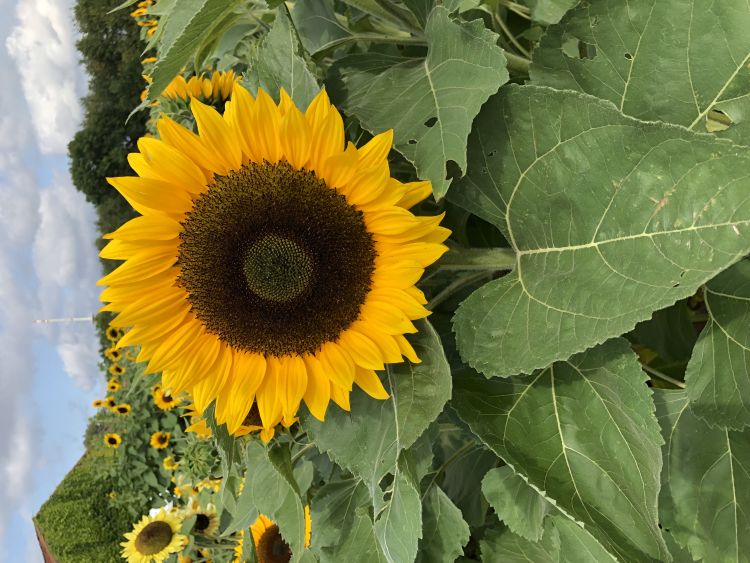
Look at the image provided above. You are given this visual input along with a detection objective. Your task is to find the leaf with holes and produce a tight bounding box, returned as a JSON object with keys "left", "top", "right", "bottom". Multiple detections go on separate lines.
{"left": 655, "top": 389, "right": 750, "bottom": 562}
{"left": 451, "top": 85, "right": 750, "bottom": 377}
{"left": 685, "top": 260, "right": 750, "bottom": 429}
{"left": 332, "top": 6, "right": 508, "bottom": 199}
{"left": 453, "top": 338, "right": 669, "bottom": 562}
{"left": 530, "top": 0, "right": 750, "bottom": 143}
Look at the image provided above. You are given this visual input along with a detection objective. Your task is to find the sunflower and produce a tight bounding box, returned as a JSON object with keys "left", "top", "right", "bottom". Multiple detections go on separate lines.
{"left": 105, "top": 347, "right": 123, "bottom": 362}
{"left": 147, "top": 26, "right": 157, "bottom": 38}
{"left": 184, "top": 500, "right": 219, "bottom": 536}
{"left": 108, "top": 379, "right": 122, "bottom": 392}
{"left": 99, "top": 86, "right": 449, "bottom": 438}
{"left": 162, "top": 455, "right": 178, "bottom": 471}
{"left": 109, "top": 364, "right": 125, "bottom": 377}
{"left": 92, "top": 399, "right": 106, "bottom": 408}
{"left": 106, "top": 396, "right": 117, "bottom": 408}
{"left": 126, "top": 349, "right": 139, "bottom": 361}
{"left": 104, "top": 433, "right": 122, "bottom": 448}
{"left": 162, "top": 71, "right": 238, "bottom": 104}
{"left": 106, "top": 326, "right": 122, "bottom": 341}
{"left": 130, "top": 7, "right": 147, "bottom": 17}
{"left": 150, "top": 431, "right": 170, "bottom": 449}
{"left": 153, "top": 387, "right": 179, "bottom": 410}
{"left": 114, "top": 403, "right": 132, "bottom": 415}
{"left": 142, "top": 57, "right": 157, "bottom": 65}
{"left": 250, "top": 507, "right": 311, "bottom": 562}
{"left": 121, "top": 509, "right": 187, "bottom": 563}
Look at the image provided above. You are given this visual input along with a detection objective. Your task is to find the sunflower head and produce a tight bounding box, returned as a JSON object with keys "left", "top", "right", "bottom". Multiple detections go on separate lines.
{"left": 99, "top": 86, "right": 449, "bottom": 439}
{"left": 121, "top": 509, "right": 187, "bottom": 563}
{"left": 109, "top": 364, "right": 125, "bottom": 377}
{"left": 114, "top": 403, "right": 132, "bottom": 415}
{"left": 104, "top": 433, "right": 122, "bottom": 448}
{"left": 153, "top": 387, "right": 179, "bottom": 410}
{"left": 107, "top": 378, "right": 122, "bottom": 392}
{"left": 105, "top": 347, "right": 123, "bottom": 362}
{"left": 250, "top": 507, "right": 311, "bottom": 562}
{"left": 162, "top": 455, "right": 178, "bottom": 471}
{"left": 105, "top": 326, "right": 122, "bottom": 342}
{"left": 92, "top": 399, "right": 106, "bottom": 408}
{"left": 184, "top": 500, "right": 219, "bottom": 536}
{"left": 150, "top": 431, "right": 170, "bottom": 449}
{"left": 162, "top": 70, "right": 238, "bottom": 106}
{"left": 106, "top": 396, "right": 117, "bottom": 408}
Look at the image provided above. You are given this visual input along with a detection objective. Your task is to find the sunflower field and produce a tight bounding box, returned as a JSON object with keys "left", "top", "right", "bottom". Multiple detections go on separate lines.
{"left": 35, "top": 0, "right": 750, "bottom": 561}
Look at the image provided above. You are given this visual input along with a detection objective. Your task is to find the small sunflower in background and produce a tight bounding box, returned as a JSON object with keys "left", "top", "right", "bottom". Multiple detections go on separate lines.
{"left": 251, "top": 506, "right": 311, "bottom": 561}
{"left": 106, "top": 396, "right": 117, "bottom": 408}
{"left": 184, "top": 500, "right": 219, "bottom": 536}
{"left": 150, "top": 431, "right": 170, "bottom": 449}
{"left": 105, "top": 347, "right": 123, "bottom": 362}
{"left": 92, "top": 399, "right": 106, "bottom": 408}
{"left": 104, "top": 433, "right": 122, "bottom": 449}
{"left": 105, "top": 326, "right": 122, "bottom": 342}
{"left": 162, "top": 456, "right": 178, "bottom": 471}
{"left": 121, "top": 509, "right": 187, "bottom": 563}
{"left": 99, "top": 86, "right": 449, "bottom": 438}
{"left": 107, "top": 379, "right": 122, "bottom": 392}
{"left": 153, "top": 387, "right": 178, "bottom": 410}
{"left": 109, "top": 364, "right": 125, "bottom": 377}
{"left": 114, "top": 403, "right": 132, "bottom": 416}
{"left": 125, "top": 349, "right": 139, "bottom": 362}
{"left": 162, "top": 71, "right": 238, "bottom": 105}
{"left": 146, "top": 26, "right": 157, "bottom": 38}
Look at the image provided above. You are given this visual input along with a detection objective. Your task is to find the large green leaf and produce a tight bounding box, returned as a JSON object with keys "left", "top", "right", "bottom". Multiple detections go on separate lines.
{"left": 243, "top": 5, "right": 320, "bottom": 109}
{"left": 685, "top": 260, "right": 750, "bottom": 429}
{"left": 374, "top": 470, "right": 423, "bottom": 563}
{"left": 655, "top": 389, "right": 750, "bottom": 562}
{"left": 147, "top": 0, "right": 241, "bottom": 101}
{"left": 482, "top": 466, "right": 551, "bottom": 541}
{"left": 530, "top": 0, "right": 750, "bottom": 143}
{"left": 416, "top": 486, "right": 470, "bottom": 563}
{"left": 451, "top": 85, "right": 750, "bottom": 377}
{"left": 453, "top": 338, "right": 669, "bottom": 562}
{"left": 333, "top": 6, "right": 508, "bottom": 199}
{"left": 481, "top": 515, "right": 618, "bottom": 563}
{"left": 290, "top": 0, "right": 351, "bottom": 55}
{"left": 522, "top": 0, "right": 579, "bottom": 25}
{"left": 310, "top": 479, "right": 371, "bottom": 553}
{"left": 302, "top": 320, "right": 450, "bottom": 487}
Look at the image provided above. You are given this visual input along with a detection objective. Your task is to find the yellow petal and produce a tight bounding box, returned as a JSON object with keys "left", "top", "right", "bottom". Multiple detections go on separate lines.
{"left": 249, "top": 89, "right": 282, "bottom": 164}
{"left": 302, "top": 355, "right": 331, "bottom": 421}
{"left": 358, "top": 130, "right": 393, "bottom": 168}
{"left": 156, "top": 116, "right": 217, "bottom": 179}
{"left": 354, "top": 366, "right": 389, "bottom": 400}
{"left": 136, "top": 136, "right": 209, "bottom": 194}
{"left": 350, "top": 322, "right": 403, "bottom": 364}
{"left": 107, "top": 176, "right": 192, "bottom": 216}
{"left": 256, "top": 356, "right": 283, "bottom": 431}
{"left": 397, "top": 180, "right": 432, "bottom": 209}
{"left": 337, "top": 329, "right": 385, "bottom": 370}
{"left": 368, "top": 288, "right": 430, "bottom": 320}
{"left": 394, "top": 334, "right": 421, "bottom": 363}
{"left": 360, "top": 300, "right": 418, "bottom": 335}
{"left": 279, "top": 101, "right": 311, "bottom": 169}
{"left": 319, "top": 342, "right": 355, "bottom": 390}
{"left": 278, "top": 355, "right": 307, "bottom": 426}
{"left": 191, "top": 98, "right": 243, "bottom": 173}
{"left": 330, "top": 382, "right": 351, "bottom": 411}
{"left": 104, "top": 215, "right": 182, "bottom": 241}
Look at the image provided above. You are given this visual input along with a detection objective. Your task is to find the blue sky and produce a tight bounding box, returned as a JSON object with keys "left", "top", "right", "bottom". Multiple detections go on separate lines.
{"left": 0, "top": 0, "right": 104, "bottom": 560}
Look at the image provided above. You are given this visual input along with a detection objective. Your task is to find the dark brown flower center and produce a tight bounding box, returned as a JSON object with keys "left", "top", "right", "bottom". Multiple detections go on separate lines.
{"left": 134, "top": 521, "right": 173, "bottom": 555}
{"left": 195, "top": 514, "right": 210, "bottom": 532}
{"left": 257, "top": 524, "right": 291, "bottom": 563}
{"left": 177, "top": 161, "right": 376, "bottom": 357}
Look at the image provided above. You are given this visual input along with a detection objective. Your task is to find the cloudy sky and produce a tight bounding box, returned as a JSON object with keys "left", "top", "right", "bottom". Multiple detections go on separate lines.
{"left": 0, "top": 0, "right": 104, "bottom": 560}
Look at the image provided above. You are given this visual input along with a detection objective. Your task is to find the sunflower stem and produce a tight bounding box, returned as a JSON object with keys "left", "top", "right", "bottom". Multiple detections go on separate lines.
{"left": 439, "top": 247, "right": 516, "bottom": 271}
{"left": 504, "top": 51, "right": 532, "bottom": 74}
{"left": 642, "top": 363, "right": 686, "bottom": 389}
{"left": 428, "top": 271, "right": 489, "bottom": 311}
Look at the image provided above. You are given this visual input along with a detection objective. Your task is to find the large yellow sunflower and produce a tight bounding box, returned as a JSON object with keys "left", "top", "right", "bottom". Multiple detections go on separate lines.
{"left": 99, "top": 86, "right": 449, "bottom": 437}
{"left": 121, "top": 509, "right": 187, "bottom": 563}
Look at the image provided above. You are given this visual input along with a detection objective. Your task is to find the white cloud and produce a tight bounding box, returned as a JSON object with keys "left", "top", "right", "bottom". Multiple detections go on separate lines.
{"left": 6, "top": 0, "right": 83, "bottom": 154}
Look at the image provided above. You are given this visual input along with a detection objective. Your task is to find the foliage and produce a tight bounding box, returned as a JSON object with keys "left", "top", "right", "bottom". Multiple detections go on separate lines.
{"left": 45, "top": 0, "right": 750, "bottom": 561}
{"left": 34, "top": 451, "right": 136, "bottom": 563}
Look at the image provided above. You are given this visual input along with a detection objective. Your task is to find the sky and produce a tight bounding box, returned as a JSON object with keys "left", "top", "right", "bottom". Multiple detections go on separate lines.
{"left": 0, "top": 0, "right": 105, "bottom": 560}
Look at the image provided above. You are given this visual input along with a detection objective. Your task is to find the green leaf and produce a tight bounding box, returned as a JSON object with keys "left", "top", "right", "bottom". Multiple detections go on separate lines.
{"left": 480, "top": 522, "right": 559, "bottom": 563}
{"left": 242, "top": 5, "right": 320, "bottom": 109}
{"left": 236, "top": 441, "right": 307, "bottom": 561}
{"left": 302, "top": 320, "right": 450, "bottom": 487}
{"left": 482, "top": 466, "right": 551, "bottom": 541}
{"left": 481, "top": 515, "right": 618, "bottom": 563}
{"left": 147, "top": 0, "right": 241, "bottom": 101}
{"left": 655, "top": 389, "right": 750, "bottom": 562}
{"left": 632, "top": 301, "right": 697, "bottom": 364}
{"left": 290, "top": 0, "right": 351, "bottom": 55}
{"left": 685, "top": 260, "right": 750, "bottom": 428}
{"left": 374, "top": 471, "right": 422, "bottom": 563}
{"left": 453, "top": 338, "right": 669, "bottom": 562}
{"left": 327, "top": 510, "right": 386, "bottom": 563}
{"left": 310, "top": 479, "right": 371, "bottom": 552}
{"left": 451, "top": 85, "right": 750, "bottom": 377}
{"left": 333, "top": 6, "right": 508, "bottom": 199}
{"left": 530, "top": 0, "right": 750, "bottom": 143}
{"left": 522, "top": 0, "right": 579, "bottom": 25}
{"left": 416, "top": 486, "right": 470, "bottom": 563}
